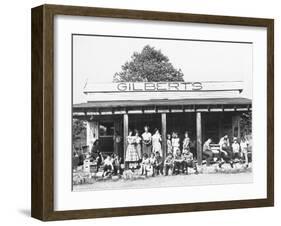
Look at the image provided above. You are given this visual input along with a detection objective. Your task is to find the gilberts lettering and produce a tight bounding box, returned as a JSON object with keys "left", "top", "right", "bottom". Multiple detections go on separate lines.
{"left": 116, "top": 82, "right": 203, "bottom": 92}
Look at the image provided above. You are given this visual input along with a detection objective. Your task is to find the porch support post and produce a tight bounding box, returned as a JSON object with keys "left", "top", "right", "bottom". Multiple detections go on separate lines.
{"left": 161, "top": 113, "right": 167, "bottom": 159}
{"left": 86, "top": 121, "right": 91, "bottom": 150}
{"left": 113, "top": 120, "right": 118, "bottom": 155}
{"left": 232, "top": 115, "right": 236, "bottom": 138}
{"left": 237, "top": 115, "right": 241, "bottom": 139}
{"left": 123, "top": 114, "right": 128, "bottom": 162}
{"left": 86, "top": 121, "right": 97, "bottom": 152}
{"left": 196, "top": 112, "right": 203, "bottom": 165}
{"left": 232, "top": 114, "right": 241, "bottom": 138}
{"left": 218, "top": 113, "right": 223, "bottom": 138}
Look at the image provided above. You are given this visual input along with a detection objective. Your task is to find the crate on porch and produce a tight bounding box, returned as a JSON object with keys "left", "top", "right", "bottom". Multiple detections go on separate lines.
{"left": 90, "top": 163, "right": 97, "bottom": 173}
{"left": 83, "top": 158, "right": 91, "bottom": 166}
{"left": 210, "top": 144, "right": 220, "bottom": 158}
{"left": 83, "top": 158, "right": 91, "bottom": 172}
{"left": 83, "top": 164, "right": 90, "bottom": 173}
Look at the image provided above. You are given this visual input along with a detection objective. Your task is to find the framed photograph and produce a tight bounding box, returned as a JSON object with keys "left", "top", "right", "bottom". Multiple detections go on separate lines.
{"left": 31, "top": 4, "right": 274, "bottom": 221}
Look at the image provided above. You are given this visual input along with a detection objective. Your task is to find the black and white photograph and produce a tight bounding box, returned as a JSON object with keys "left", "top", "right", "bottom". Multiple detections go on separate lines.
{"left": 72, "top": 34, "right": 253, "bottom": 191}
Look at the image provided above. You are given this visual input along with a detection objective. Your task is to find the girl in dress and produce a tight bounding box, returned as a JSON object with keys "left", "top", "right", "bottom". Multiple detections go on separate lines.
{"left": 182, "top": 131, "right": 191, "bottom": 153}
{"left": 134, "top": 130, "right": 142, "bottom": 160}
{"left": 171, "top": 132, "right": 180, "bottom": 156}
{"left": 142, "top": 126, "right": 152, "bottom": 157}
{"left": 125, "top": 130, "right": 140, "bottom": 170}
{"left": 152, "top": 128, "right": 162, "bottom": 156}
{"left": 167, "top": 134, "right": 173, "bottom": 154}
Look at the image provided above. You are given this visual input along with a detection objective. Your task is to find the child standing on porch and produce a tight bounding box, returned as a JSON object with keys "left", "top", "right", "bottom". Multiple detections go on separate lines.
{"left": 167, "top": 134, "right": 173, "bottom": 154}
{"left": 171, "top": 132, "right": 180, "bottom": 156}
{"left": 182, "top": 131, "right": 191, "bottom": 151}
{"left": 232, "top": 137, "right": 241, "bottom": 161}
{"left": 154, "top": 151, "right": 163, "bottom": 175}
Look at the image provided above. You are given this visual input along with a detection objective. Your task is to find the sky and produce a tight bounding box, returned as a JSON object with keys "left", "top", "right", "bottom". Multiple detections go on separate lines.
{"left": 72, "top": 35, "right": 253, "bottom": 104}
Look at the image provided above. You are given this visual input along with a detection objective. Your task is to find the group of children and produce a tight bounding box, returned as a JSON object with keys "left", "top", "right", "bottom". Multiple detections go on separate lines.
{"left": 139, "top": 148, "right": 198, "bottom": 176}
{"left": 203, "top": 135, "right": 250, "bottom": 168}
{"left": 95, "top": 152, "right": 123, "bottom": 178}
{"left": 124, "top": 127, "right": 198, "bottom": 176}
{"left": 86, "top": 126, "right": 250, "bottom": 179}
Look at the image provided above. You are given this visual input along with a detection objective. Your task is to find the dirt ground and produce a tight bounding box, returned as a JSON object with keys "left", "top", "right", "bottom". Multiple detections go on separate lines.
{"left": 73, "top": 168, "right": 253, "bottom": 191}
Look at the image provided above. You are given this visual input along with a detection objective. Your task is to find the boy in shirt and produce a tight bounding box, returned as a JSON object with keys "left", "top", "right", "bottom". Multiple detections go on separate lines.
{"left": 154, "top": 151, "right": 163, "bottom": 175}
{"left": 203, "top": 138, "right": 213, "bottom": 166}
{"left": 173, "top": 148, "right": 184, "bottom": 174}
{"left": 219, "top": 138, "right": 234, "bottom": 168}
{"left": 112, "top": 153, "right": 122, "bottom": 175}
{"left": 102, "top": 155, "right": 113, "bottom": 177}
{"left": 163, "top": 152, "right": 174, "bottom": 176}
{"left": 182, "top": 148, "right": 198, "bottom": 174}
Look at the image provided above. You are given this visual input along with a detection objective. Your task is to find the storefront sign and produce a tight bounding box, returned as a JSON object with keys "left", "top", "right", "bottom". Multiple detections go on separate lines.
{"left": 84, "top": 81, "right": 243, "bottom": 93}
{"left": 116, "top": 82, "right": 203, "bottom": 92}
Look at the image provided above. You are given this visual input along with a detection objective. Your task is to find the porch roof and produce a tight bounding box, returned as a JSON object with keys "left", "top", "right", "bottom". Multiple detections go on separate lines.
{"left": 73, "top": 97, "right": 251, "bottom": 111}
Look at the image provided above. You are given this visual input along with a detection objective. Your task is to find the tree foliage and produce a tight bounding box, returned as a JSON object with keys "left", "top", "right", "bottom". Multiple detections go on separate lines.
{"left": 72, "top": 119, "right": 86, "bottom": 148}
{"left": 113, "top": 45, "right": 184, "bottom": 82}
{"left": 240, "top": 112, "right": 252, "bottom": 136}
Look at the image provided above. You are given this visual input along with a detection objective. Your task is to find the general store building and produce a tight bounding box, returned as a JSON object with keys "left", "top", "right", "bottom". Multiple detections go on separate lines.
{"left": 73, "top": 81, "right": 252, "bottom": 165}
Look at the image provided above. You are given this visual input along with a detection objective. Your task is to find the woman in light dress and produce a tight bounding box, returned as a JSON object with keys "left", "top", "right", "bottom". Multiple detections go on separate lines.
{"left": 134, "top": 130, "right": 142, "bottom": 160}
{"left": 152, "top": 128, "right": 162, "bottom": 156}
{"left": 125, "top": 130, "right": 140, "bottom": 170}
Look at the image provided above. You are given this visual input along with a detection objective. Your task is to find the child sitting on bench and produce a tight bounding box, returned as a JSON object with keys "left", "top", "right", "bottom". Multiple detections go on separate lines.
{"left": 182, "top": 148, "right": 198, "bottom": 174}
{"left": 163, "top": 152, "right": 174, "bottom": 176}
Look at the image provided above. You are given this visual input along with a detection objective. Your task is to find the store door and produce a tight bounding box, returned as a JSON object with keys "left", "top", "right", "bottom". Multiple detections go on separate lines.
{"left": 99, "top": 121, "right": 114, "bottom": 155}
{"left": 114, "top": 118, "right": 123, "bottom": 159}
